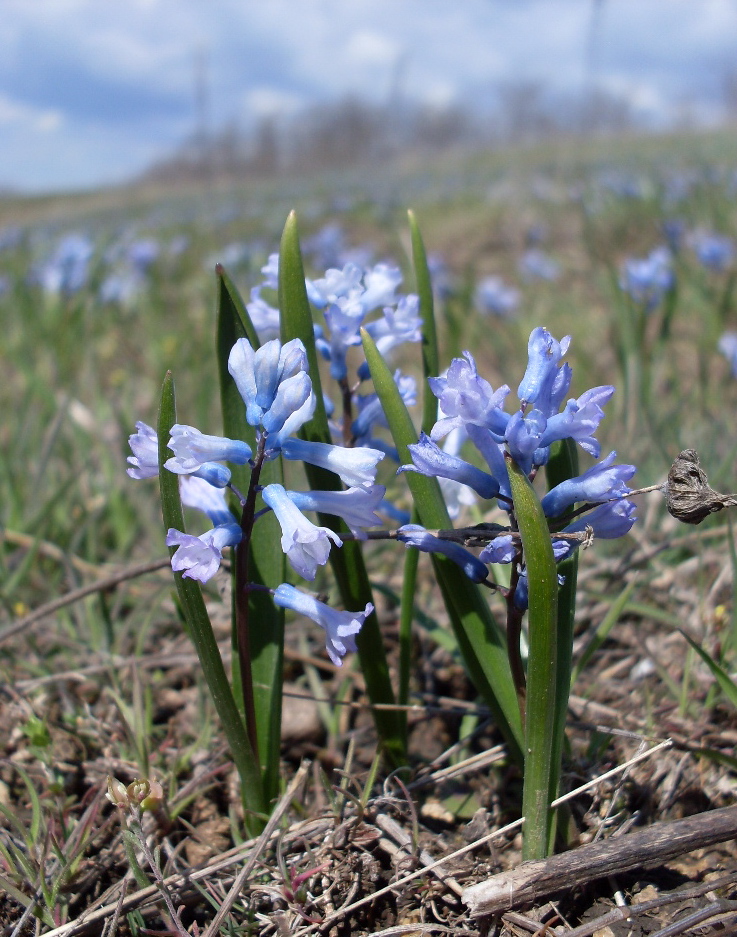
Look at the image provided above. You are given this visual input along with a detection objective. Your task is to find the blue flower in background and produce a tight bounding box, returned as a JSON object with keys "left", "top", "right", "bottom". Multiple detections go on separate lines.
{"left": 474, "top": 275, "right": 520, "bottom": 318}
{"left": 619, "top": 247, "right": 674, "bottom": 309}
{"left": 33, "top": 232, "right": 94, "bottom": 295}
{"left": 718, "top": 332, "right": 737, "bottom": 377}
{"left": 688, "top": 230, "right": 735, "bottom": 272}
{"left": 519, "top": 249, "right": 560, "bottom": 282}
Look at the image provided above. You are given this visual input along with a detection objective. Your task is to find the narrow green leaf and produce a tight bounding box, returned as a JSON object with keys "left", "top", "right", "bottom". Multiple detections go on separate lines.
{"left": 278, "top": 212, "right": 405, "bottom": 765}
{"left": 157, "top": 372, "right": 267, "bottom": 824}
{"left": 399, "top": 211, "right": 439, "bottom": 721}
{"left": 545, "top": 436, "right": 579, "bottom": 849}
{"left": 216, "top": 267, "right": 285, "bottom": 804}
{"left": 507, "top": 458, "right": 558, "bottom": 860}
{"left": 408, "top": 209, "right": 439, "bottom": 434}
{"left": 681, "top": 630, "right": 737, "bottom": 710}
{"left": 361, "top": 327, "right": 524, "bottom": 761}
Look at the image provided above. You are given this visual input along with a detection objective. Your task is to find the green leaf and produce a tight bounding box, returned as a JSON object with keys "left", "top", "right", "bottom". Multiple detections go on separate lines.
{"left": 507, "top": 458, "right": 558, "bottom": 860}
{"left": 277, "top": 212, "right": 405, "bottom": 765}
{"left": 545, "top": 437, "right": 579, "bottom": 848}
{"left": 408, "top": 210, "right": 439, "bottom": 435}
{"left": 216, "top": 267, "right": 285, "bottom": 804}
{"left": 361, "top": 326, "right": 524, "bottom": 761}
{"left": 157, "top": 372, "right": 267, "bottom": 825}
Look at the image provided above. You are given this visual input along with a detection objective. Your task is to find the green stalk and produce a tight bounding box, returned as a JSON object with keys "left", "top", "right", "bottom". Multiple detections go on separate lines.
{"left": 157, "top": 373, "right": 267, "bottom": 828}
{"left": 507, "top": 457, "right": 558, "bottom": 860}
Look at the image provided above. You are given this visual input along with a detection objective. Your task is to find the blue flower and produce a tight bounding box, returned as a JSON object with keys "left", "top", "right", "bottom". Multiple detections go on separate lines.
{"left": 127, "top": 422, "right": 160, "bottom": 479}
{"left": 619, "top": 247, "right": 674, "bottom": 309}
{"left": 428, "top": 352, "right": 510, "bottom": 441}
{"left": 688, "top": 231, "right": 735, "bottom": 272}
{"left": 273, "top": 582, "right": 371, "bottom": 666}
{"left": 474, "top": 276, "right": 520, "bottom": 318}
{"left": 227, "top": 337, "right": 310, "bottom": 429}
{"left": 517, "top": 327, "right": 571, "bottom": 408}
{"left": 285, "top": 485, "right": 385, "bottom": 537}
{"left": 563, "top": 498, "right": 637, "bottom": 539}
{"left": 128, "top": 422, "right": 231, "bottom": 488}
{"left": 397, "top": 525, "right": 489, "bottom": 583}
{"left": 166, "top": 523, "right": 243, "bottom": 583}
{"left": 280, "top": 438, "right": 384, "bottom": 488}
{"left": 719, "top": 332, "right": 737, "bottom": 377}
{"left": 541, "top": 452, "right": 635, "bottom": 518}
{"left": 400, "top": 433, "right": 500, "bottom": 499}
{"left": 179, "top": 476, "right": 240, "bottom": 528}
{"left": 519, "top": 249, "right": 560, "bottom": 282}
{"left": 261, "top": 484, "right": 342, "bottom": 580}
{"left": 478, "top": 535, "right": 516, "bottom": 565}
{"left": 166, "top": 425, "right": 252, "bottom": 473}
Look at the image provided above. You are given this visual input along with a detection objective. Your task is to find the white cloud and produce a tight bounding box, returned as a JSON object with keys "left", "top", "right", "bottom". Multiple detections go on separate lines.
{"left": 0, "top": 93, "right": 63, "bottom": 132}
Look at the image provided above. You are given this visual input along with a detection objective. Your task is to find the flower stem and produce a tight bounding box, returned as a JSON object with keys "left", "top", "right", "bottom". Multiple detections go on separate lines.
{"left": 234, "top": 433, "right": 268, "bottom": 763}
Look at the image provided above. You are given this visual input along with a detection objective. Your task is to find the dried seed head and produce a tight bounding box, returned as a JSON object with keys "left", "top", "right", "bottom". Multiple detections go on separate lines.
{"left": 665, "top": 449, "right": 737, "bottom": 525}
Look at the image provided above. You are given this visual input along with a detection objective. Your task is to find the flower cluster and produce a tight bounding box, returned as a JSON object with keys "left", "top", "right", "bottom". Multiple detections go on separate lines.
{"left": 399, "top": 327, "right": 637, "bottom": 609}
{"left": 246, "top": 252, "right": 421, "bottom": 452}
{"left": 128, "top": 335, "right": 385, "bottom": 664}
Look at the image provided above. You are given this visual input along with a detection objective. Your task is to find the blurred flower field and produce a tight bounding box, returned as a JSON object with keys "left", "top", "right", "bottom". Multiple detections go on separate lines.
{"left": 1, "top": 127, "right": 737, "bottom": 934}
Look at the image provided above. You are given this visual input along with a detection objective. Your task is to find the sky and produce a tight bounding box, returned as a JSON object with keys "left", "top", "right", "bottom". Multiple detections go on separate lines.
{"left": 1, "top": 0, "right": 736, "bottom": 193}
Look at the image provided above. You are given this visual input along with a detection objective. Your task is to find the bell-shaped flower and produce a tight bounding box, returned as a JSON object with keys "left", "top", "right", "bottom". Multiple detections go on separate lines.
{"left": 563, "top": 498, "right": 637, "bottom": 539}
{"left": 517, "top": 327, "right": 571, "bottom": 407}
{"left": 541, "top": 451, "right": 635, "bottom": 518}
{"left": 400, "top": 433, "right": 500, "bottom": 499}
{"left": 128, "top": 422, "right": 230, "bottom": 487}
{"left": 285, "top": 485, "right": 385, "bottom": 537}
{"left": 619, "top": 247, "right": 674, "bottom": 309}
{"left": 360, "top": 263, "right": 403, "bottom": 312}
{"left": 308, "top": 263, "right": 364, "bottom": 308}
{"left": 261, "top": 484, "right": 342, "bottom": 580}
{"left": 474, "top": 275, "right": 520, "bottom": 318}
{"left": 719, "top": 332, "right": 737, "bottom": 378}
{"left": 538, "top": 385, "right": 614, "bottom": 457}
{"left": 280, "top": 437, "right": 384, "bottom": 488}
{"left": 165, "top": 425, "right": 251, "bottom": 473}
{"left": 479, "top": 534, "right": 516, "bottom": 565}
{"left": 273, "top": 582, "right": 371, "bottom": 666}
{"left": 127, "top": 422, "right": 159, "bottom": 479}
{"left": 179, "top": 476, "right": 240, "bottom": 528}
{"left": 261, "top": 371, "right": 314, "bottom": 437}
{"left": 429, "top": 352, "right": 510, "bottom": 440}
{"left": 228, "top": 337, "right": 308, "bottom": 427}
{"left": 397, "top": 525, "right": 489, "bottom": 583}
{"left": 504, "top": 409, "right": 547, "bottom": 474}
{"left": 166, "top": 523, "right": 242, "bottom": 583}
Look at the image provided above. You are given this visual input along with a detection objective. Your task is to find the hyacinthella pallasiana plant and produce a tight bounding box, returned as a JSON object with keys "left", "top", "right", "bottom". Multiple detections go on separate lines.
{"left": 128, "top": 212, "right": 641, "bottom": 855}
